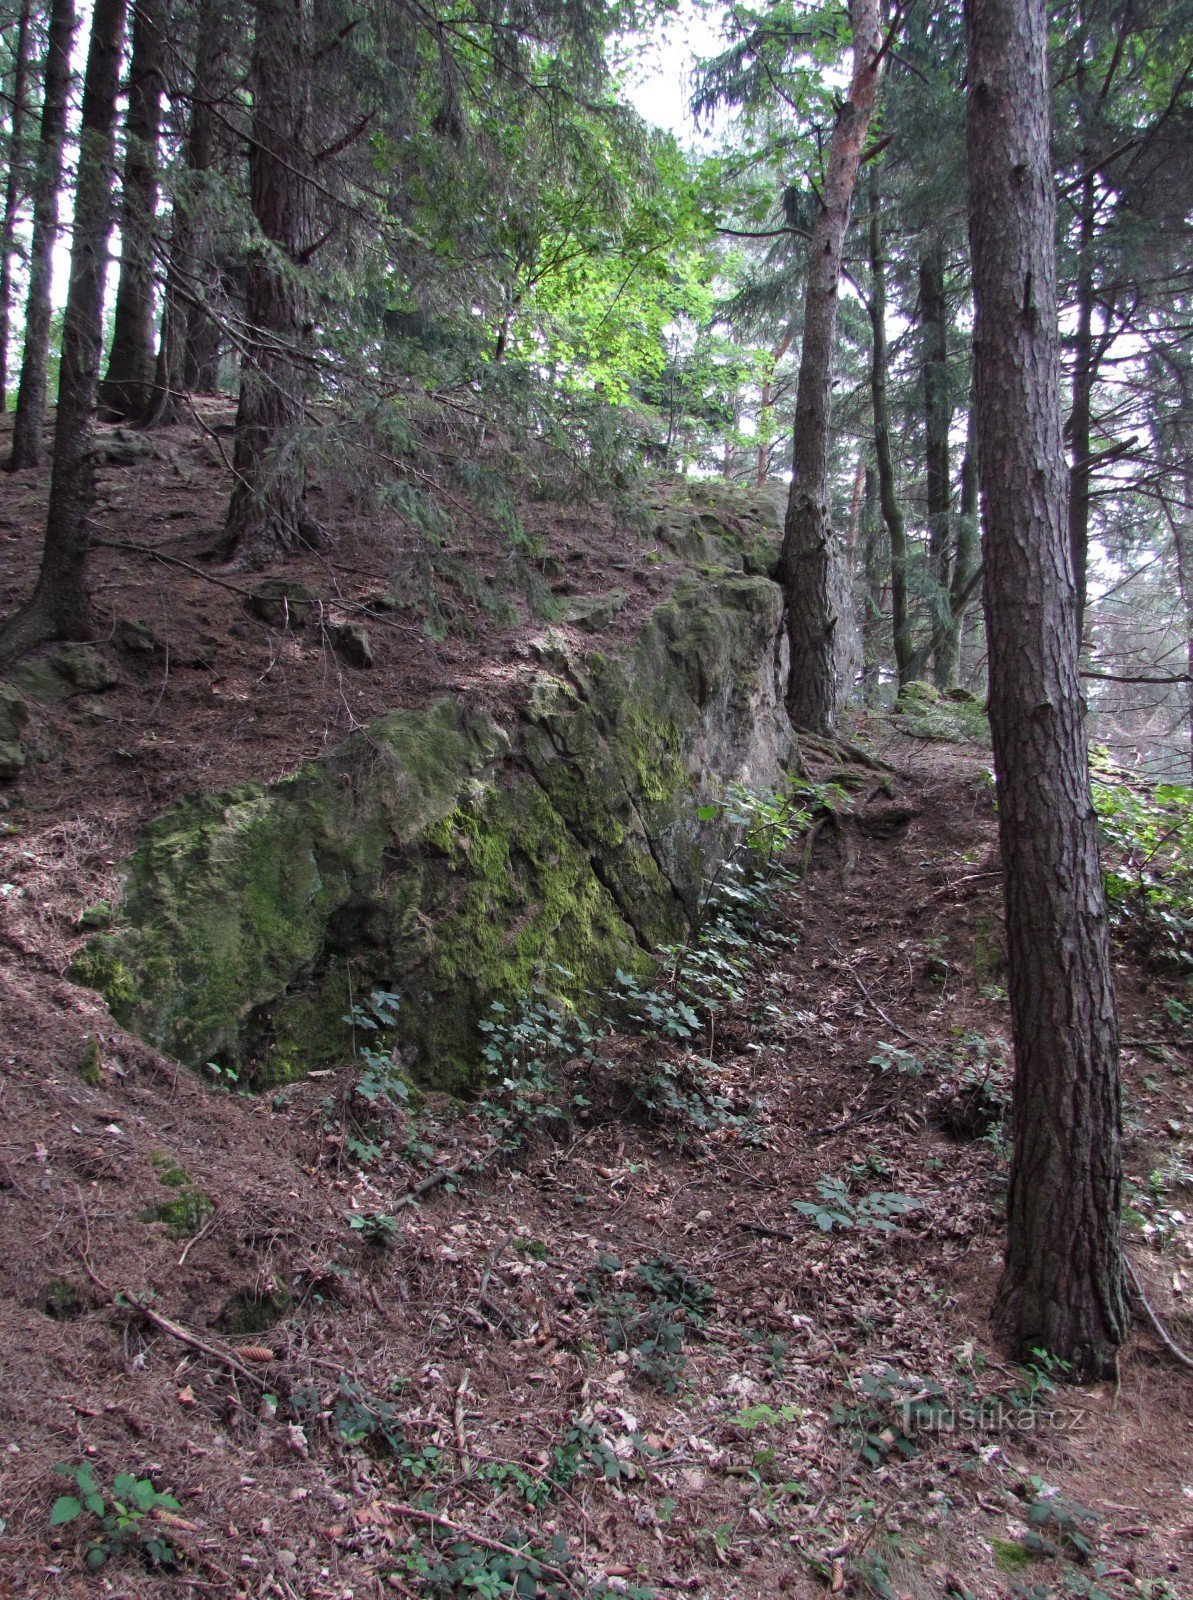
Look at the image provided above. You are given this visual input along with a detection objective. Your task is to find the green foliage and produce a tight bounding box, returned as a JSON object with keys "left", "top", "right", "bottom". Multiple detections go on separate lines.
{"left": 793, "top": 1175, "right": 921, "bottom": 1233}
{"left": 829, "top": 1369, "right": 937, "bottom": 1466}
{"left": 332, "top": 1377, "right": 443, "bottom": 1479}
{"left": 867, "top": 1041, "right": 926, "bottom": 1077}
{"left": 574, "top": 1253, "right": 712, "bottom": 1392}
{"left": 1092, "top": 763, "right": 1193, "bottom": 969}
{"left": 1020, "top": 1488, "right": 1101, "bottom": 1562}
{"left": 390, "top": 1525, "right": 653, "bottom": 1599}
{"left": 347, "top": 1210, "right": 402, "bottom": 1246}
{"left": 50, "top": 1462, "right": 180, "bottom": 1572}
{"left": 339, "top": 988, "right": 421, "bottom": 1166}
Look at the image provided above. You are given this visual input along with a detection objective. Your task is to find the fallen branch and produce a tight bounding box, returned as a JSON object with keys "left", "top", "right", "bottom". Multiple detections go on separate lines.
{"left": 738, "top": 1221, "right": 798, "bottom": 1242}
{"left": 1125, "top": 1257, "right": 1193, "bottom": 1372}
{"left": 384, "top": 1504, "right": 585, "bottom": 1598}
{"left": 825, "top": 937, "right": 932, "bottom": 1050}
{"left": 120, "top": 1290, "right": 266, "bottom": 1389}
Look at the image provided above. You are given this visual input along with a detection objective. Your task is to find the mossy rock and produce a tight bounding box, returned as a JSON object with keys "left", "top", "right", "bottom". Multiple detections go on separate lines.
{"left": 0, "top": 682, "right": 29, "bottom": 779}
{"left": 138, "top": 1187, "right": 213, "bottom": 1238}
{"left": 895, "top": 680, "right": 990, "bottom": 746}
{"left": 73, "top": 572, "right": 793, "bottom": 1091}
{"left": 77, "top": 1036, "right": 102, "bottom": 1085}
{"left": 43, "top": 1277, "right": 84, "bottom": 1321}
{"left": 245, "top": 578, "right": 316, "bottom": 629}
{"left": 10, "top": 645, "right": 118, "bottom": 703}
{"left": 216, "top": 1285, "right": 292, "bottom": 1335}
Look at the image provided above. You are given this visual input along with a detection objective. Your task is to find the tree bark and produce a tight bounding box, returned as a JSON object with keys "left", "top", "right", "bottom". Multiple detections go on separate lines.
{"left": 944, "top": 386, "right": 981, "bottom": 681}
{"left": 0, "top": 0, "right": 35, "bottom": 411}
{"left": 98, "top": 0, "right": 165, "bottom": 418}
{"left": 867, "top": 169, "right": 914, "bottom": 689}
{"left": 220, "top": 0, "right": 318, "bottom": 565}
{"left": 966, "top": 0, "right": 1126, "bottom": 1380}
{"left": 1068, "top": 166, "right": 1095, "bottom": 643}
{"left": 0, "top": 0, "right": 129, "bottom": 661}
{"left": 780, "top": 0, "right": 885, "bottom": 734}
{"left": 181, "top": 0, "right": 229, "bottom": 395}
{"left": 8, "top": 0, "right": 74, "bottom": 471}
{"left": 858, "top": 463, "right": 885, "bottom": 705}
{"left": 920, "top": 244, "right": 954, "bottom": 686}
{"left": 756, "top": 332, "right": 791, "bottom": 488}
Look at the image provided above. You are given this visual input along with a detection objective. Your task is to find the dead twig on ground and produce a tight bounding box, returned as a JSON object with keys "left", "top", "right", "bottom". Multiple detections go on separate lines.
{"left": 1125, "top": 1257, "right": 1193, "bottom": 1371}
{"left": 384, "top": 1504, "right": 586, "bottom": 1598}
{"left": 825, "top": 937, "right": 932, "bottom": 1050}
{"left": 119, "top": 1290, "right": 267, "bottom": 1389}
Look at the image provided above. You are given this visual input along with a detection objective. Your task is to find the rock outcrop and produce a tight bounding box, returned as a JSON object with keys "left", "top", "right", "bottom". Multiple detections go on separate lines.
{"left": 74, "top": 558, "right": 794, "bottom": 1089}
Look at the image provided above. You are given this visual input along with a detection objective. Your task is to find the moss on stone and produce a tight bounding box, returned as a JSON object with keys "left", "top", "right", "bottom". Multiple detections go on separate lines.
{"left": 72, "top": 567, "right": 793, "bottom": 1093}
{"left": 138, "top": 1187, "right": 213, "bottom": 1239}
{"left": 402, "top": 778, "right": 646, "bottom": 1083}
{"left": 216, "top": 1285, "right": 292, "bottom": 1335}
{"left": 77, "top": 1036, "right": 102, "bottom": 1086}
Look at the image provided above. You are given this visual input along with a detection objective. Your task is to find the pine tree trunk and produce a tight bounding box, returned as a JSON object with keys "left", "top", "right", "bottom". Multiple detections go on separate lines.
{"left": 179, "top": 0, "right": 227, "bottom": 396}
{"left": 966, "top": 0, "right": 1126, "bottom": 1381}
{"left": 0, "top": 0, "right": 35, "bottom": 411}
{"left": 858, "top": 464, "right": 885, "bottom": 705}
{"left": 98, "top": 0, "right": 164, "bottom": 418}
{"left": 8, "top": 0, "right": 74, "bottom": 472}
{"left": 920, "top": 245, "right": 955, "bottom": 686}
{"left": 756, "top": 333, "right": 791, "bottom": 488}
{"left": 944, "top": 388, "right": 981, "bottom": 680}
{"left": 780, "top": 0, "right": 884, "bottom": 733}
{"left": 220, "top": 0, "right": 317, "bottom": 565}
{"left": 867, "top": 171, "right": 914, "bottom": 689}
{"left": 1068, "top": 168, "right": 1096, "bottom": 643}
{"left": 0, "top": 0, "right": 128, "bottom": 660}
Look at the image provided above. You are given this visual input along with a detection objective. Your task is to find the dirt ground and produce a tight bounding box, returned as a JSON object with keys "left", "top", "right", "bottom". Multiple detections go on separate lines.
{"left": 0, "top": 411, "right": 1190, "bottom": 1600}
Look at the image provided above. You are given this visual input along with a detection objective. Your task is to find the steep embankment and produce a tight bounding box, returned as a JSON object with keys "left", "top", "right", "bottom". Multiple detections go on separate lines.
{"left": 0, "top": 739, "right": 1189, "bottom": 1600}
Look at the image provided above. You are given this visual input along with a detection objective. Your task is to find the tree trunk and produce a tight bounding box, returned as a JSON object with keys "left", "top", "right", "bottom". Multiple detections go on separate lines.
{"left": 8, "top": 0, "right": 74, "bottom": 472}
{"left": 0, "top": 0, "right": 129, "bottom": 661}
{"left": 1068, "top": 167, "right": 1096, "bottom": 643}
{"left": 220, "top": 0, "right": 317, "bottom": 565}
{"left": 920, "top": 244, "right": 954, "bottom": 686}
{"left": 943, "top": 387, "right": 981, "bottom": 682}
{"left": 867, "top": 170, "right": 914, "bottom": 689}
{"left": 966, "top": 0, "right": 1126, "bottom": 1381}
{"left": 756, "top": 332, "right": 791, "bottom": 488}
{"left": 172, "top": 0, "right": 228, "bottom": 399}
{"left": 0, "top": 0, "right": 35, "bottom": 411}
{"left": 98, "top": 0, "right": 165, "bottom": 418}
{"left": 1173, "top": 480, "right": 1193, "bottom": 778}
{"left": 858, "top": 463, "right": 885, "bottom": 705}
{"left": 780, "top": 0, "right": 885, "bottom": 733}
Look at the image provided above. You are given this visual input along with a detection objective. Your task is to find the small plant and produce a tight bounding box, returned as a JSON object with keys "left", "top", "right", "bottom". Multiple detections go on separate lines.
{"left": 830, "top": 1369, "right": 944, "bottom": 1465}
{"left": 332, "top": 1376, "right": 443, "bottom": 1477}
{"left": 793, "top": 1175, "right": 921, "bottom": 1233}
{"left": 574, "top": 1253, "right": 712, "bottom": 1392}
{"left": 1020, "top": 1488, "right": 1101, "bottom": 1560}
{"left": 868, "top": 1041, "right": 926, "bottom": 1077}
{"left": 477, "top": 985, "right": 597, "bottom": 1150}
{"left": 347, "top": 1209, "right": 401, "bottom": 1246}
{"left": 50, "top": 1462, "right": 180, "bottom": 1571}
{"left": 203, "top": 1060, "right": 240, "bottom": 1092}
{"left": 390, "top": 1526, "right": 653, "bottom": 1598}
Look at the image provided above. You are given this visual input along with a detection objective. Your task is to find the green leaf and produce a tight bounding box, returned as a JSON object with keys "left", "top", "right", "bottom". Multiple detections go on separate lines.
{"left": 50, "top": 1495, "right": 83, "bottom": 1525}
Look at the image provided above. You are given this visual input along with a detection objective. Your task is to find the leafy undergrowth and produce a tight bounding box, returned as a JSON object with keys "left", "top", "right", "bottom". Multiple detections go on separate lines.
{"left": 0, "top": 737, "right": 1190, "bottom": 1600}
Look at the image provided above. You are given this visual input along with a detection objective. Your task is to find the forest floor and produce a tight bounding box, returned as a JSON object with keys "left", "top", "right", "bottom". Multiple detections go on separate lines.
{"left": 0, "top": 407, "right": 1191, "bottom": 1600}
